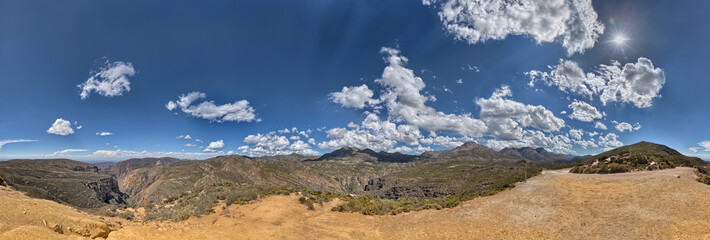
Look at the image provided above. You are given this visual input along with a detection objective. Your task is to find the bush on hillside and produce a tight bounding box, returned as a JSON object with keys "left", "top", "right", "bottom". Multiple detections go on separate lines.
{"left": 571, "top": 153, "right": 678, "bottom": 174}
{"left": 297, "top": 191, "right": 344, "bottom": 210}
{"left": 697, "top": 166, "right": 710, "bottom": 185}
{"left": 331, "top": 183, "right": 517, "bottom": 215}
{"left": 143, "top": 183, "right": 292, "bottom": 222}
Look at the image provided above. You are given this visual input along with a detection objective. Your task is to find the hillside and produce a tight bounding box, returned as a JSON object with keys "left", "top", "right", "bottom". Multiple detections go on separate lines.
{"left": 105, "top": 157, "right": 199, "bottom": 180}
{"left": 105, "top": 167, "right": 710, "bottom": 239}
{"left": 0, "top": 159, "right": 127, "bottom": 209}
{"left": 315, "top": 147, "right": 418, "bottom": 163}
{"left": 1, "top": 142, "right": 709, "bottom": 239}
{"left": 2, "top": 167, "right": 708, "bottom": 239}
{"left": 0, "top": 142, "right": 570, "bottom": 219}
{"left": 117, "top": 143, "right": 543, "bottom": 208}
{"left": 498, "top": 147, "right": 574, "bottom": 163}
{"left": 362, "top": 160, "right": 538, "bottom": 199}
{"left": 421, "top": 142, "right": 516, "bottom": 162}
{"left": 571, "top": 141, "right": 706, "bottom": 174}
{"left": 119, "top": 155, "right": 310, "bottom": 205}
{"left": 250, "top": 153, "right": 316, "bottom": 163}
{"left": 0, "top": 185, "right": 115, "bottom": 239}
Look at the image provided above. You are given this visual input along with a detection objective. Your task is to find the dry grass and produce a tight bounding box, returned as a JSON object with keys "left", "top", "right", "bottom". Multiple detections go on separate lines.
{"left": 106, "top": 167, "right": 710, "bottom": 240}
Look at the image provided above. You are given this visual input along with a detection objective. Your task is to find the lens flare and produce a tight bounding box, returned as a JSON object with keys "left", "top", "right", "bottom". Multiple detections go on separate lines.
{"left": 605, "top": 25, "right": 633, "bottom": 61}
{"left": 612, "top": 35, "right": 627, "bottom": 45}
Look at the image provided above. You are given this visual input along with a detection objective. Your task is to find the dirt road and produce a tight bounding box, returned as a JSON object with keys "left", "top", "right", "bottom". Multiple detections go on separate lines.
{"left": 105, "top": 167, "right": 710, "bottom": 240}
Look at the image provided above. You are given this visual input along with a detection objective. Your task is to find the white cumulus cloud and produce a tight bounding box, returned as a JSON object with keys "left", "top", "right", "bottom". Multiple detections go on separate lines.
{"left": 96, "top": 132, "right": 113, "bottom": 136}
{"left": 698, "top": 140, "right": 710, "bottom": 151}
{"left": 167, "top": 92, "right": 259, "bottom": 123}
{"left": 569, "top": 128, "right": 584, "bottom": 140}
{"left": 78, "top": 60, "right": 136, "bottom": 99}
{"left": 47, "top": 118, "right": 75, "bottom": 136}
{"left": 238, "top": 132, "right": 319, "bottom": 156}
{"left": 485, "top": 130, "right": 575, "bottom": 154}
{"left": 568, "top": 100, "right": 602, "bottom": 122}
{"left": 318, "top": 127, "right": 398, "bottom": 152}
{"left": 204, "top": 140, "right": 225, "bottom": 152}
{"left": 375, "top": 47, "right": 487, "bottom": 137}
{"left": 594, "top": 121, "right": 607, "bottom": 130}
{"left": 528, "top": 57, "right": 666, "bottom": 108}
{"left": 598, "top": 133, "right": 623, "bottom": 150}
{"left": 612, "top": 121, "right": 641, "bottom": 132}
{"left": 476, "top": 85, "right": 565, "bottom": 140}
{"left": 319, "top": 47, "right": 589, "bottom": 155}
{"left": 424, "top": 0, "right": 604, "bottom": 55}
{"left": 329, "top": 84, "right": 379, "bottom": 109}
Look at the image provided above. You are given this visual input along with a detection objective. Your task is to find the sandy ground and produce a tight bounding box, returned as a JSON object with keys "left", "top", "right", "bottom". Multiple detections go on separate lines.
{"left": 0, "top": 186, "right": 113, "bottom": 239}
{"left": 2, "top": 167, "right": 708, "bottom": 239}
{"left": 106, "top": 167, "right": 710, "bottom": 240}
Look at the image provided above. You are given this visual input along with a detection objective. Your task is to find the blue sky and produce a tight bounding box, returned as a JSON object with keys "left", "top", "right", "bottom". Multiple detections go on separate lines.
{"left": 1, "top": 0, "right": 709, "bottom": 161}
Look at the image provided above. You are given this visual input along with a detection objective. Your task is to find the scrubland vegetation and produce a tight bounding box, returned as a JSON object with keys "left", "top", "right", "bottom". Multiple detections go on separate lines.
{"left": 142, "top": 183, "right": 290, "bottom": 222}
{"left": 697, "top": 166, "right": 710, "bottom": 185}
{"left": 331, "top": 187, "right": 515, "bottom": 215}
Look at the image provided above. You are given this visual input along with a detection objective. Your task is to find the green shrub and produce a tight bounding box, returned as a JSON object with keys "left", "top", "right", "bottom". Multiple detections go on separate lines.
{"left": 142, "top": 183, "right": 293, "bottom": 222}
{"left": 225, "top": 188, "right": 258, "bottom": 206}
{"left": 297, "top": 191, "right": 344, "bottom": 210}
{"left": 697, "top": 168, "right": 710, "bottom": 185}
{"left": 331, "top": 194, "right": 472, "bottom": 215}
{"left": 119, "top": 211, "right": 135, "bottom": 220}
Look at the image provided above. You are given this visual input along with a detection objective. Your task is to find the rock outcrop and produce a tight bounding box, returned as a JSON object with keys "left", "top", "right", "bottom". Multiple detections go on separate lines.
{"left": 73, "top": 165, "right": 99, "bottom": 173}
{"left": 84, "top": 177, "right": 127, "bottom": 205}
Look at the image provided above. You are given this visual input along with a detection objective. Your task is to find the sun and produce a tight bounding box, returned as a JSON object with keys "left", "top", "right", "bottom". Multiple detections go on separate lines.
{"left": 605, "top": 30, "right": 632, "bottom": 60}
{"left": 611, "top": 34, "right": 627, "bottom": 46}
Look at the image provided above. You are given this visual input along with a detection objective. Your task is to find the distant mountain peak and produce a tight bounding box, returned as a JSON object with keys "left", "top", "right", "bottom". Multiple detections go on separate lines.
{"left": 335, "top": 146, "right": 360, "bottom": 152}
{"left": 497, "top": 147, "right": 574, "bottom": 163}
{"left": 315, "top": 146, "right": 416, "bottom": 163}
{"left": 454, "top": 141, "right": 486, "bottom": 151}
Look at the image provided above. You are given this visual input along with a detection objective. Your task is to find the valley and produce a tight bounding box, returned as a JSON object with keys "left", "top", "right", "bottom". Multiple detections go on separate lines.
{"left": 0, "top": 141, "right": 708, "bottom": 239}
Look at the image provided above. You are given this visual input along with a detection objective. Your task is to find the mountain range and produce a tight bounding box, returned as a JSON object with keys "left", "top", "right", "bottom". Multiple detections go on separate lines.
{"left": 0, "top": 141, "right": 705, "bottom": 211}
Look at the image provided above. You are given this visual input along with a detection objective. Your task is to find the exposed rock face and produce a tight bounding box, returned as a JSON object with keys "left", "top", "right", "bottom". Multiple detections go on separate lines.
{"left": 105, "top": 157, "right": 198, "bottom": 181}
{"left": 382, "top": 185, "right": 451, "bottom": 199}
{"left": 363, "top": 178, "right": 451, "bottom": 198}
{"left": 73, "top": 165, "right": 99, "bottom": 173}
{"left": 364, "top": 178, "right": 386, "bottom": 191}
{"left": 84, "top": 177, "right": 127, "bottom": 205}
{"left": 0, "top": 159, "right": 129, "bottom": 208}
